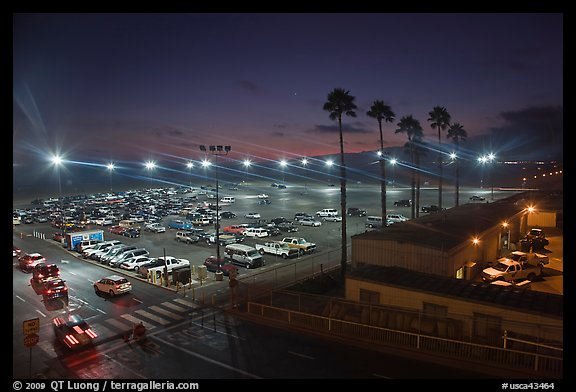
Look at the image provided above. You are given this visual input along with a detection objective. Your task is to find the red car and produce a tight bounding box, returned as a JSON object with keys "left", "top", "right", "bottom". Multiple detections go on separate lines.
{"left": 223, "top": 225, "right": 248, "bottom": 234}
{"left": 109, "top": 225, "right": 127, "bottom": 235}
{"left": 203, "top": 256, "right": 238, "bottom": 277}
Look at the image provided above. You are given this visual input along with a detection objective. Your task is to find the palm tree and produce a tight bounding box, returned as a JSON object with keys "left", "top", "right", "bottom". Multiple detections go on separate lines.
{"left": 367, "top": 100, "right": 395, "bottom": 221}
{"left": 447, "top": 122, "right": 468, "bottom": 207}
{"left": 395, "top": 115, "right": 424, "bottom": 219}
{"left": 323, "top": 88, "right": 357, "bottom": 281}
{"left": 428, "top": 106, "right": 451, "bottom": 210}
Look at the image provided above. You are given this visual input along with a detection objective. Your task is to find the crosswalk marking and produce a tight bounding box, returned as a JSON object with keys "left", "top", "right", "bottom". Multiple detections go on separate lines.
{"left": 120, "top": 313, "right": 155, "bottom": 330}
{"left": 173, "top": 298, "right": 198, "bottom": 308}
{"left": 134, "top": 309, "right": 171, "bottom": 325}
{"left": 91, "top": 323, "right": 117, "bottom": 340}
{"left": 149, "top": 305, "right": 184, "bottom": 320}
{"left": 105, "top": 318, "right": 132, "bottom": 332}
{"left": 161, "top": 301, "right": 188, "bottom": 312}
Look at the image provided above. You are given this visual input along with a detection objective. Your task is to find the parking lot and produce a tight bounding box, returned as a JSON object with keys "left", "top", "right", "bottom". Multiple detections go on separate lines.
{"left": 14, "top": 182, "right": 554, "bottom": 289}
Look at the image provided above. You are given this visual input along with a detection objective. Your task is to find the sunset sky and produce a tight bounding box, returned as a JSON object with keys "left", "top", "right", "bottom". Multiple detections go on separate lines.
{"left": 13, "top": 13, "right": 562, "bottom": 189}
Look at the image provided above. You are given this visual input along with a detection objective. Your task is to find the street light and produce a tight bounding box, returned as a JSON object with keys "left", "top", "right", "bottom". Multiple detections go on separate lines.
{"left": 199, "top": 145, "right": 231, "bottom": 261}
{"left": 301, "top": 158, "right": 308, "bottom": 193}
{"left": 325, "top": 159, "right": 334, "bottom": 186}
{"left": 107, "top": 163, "right": 115, "bottom": 192}
{"left": 279, "top": 159, "right": 287, "bottom": 186}
{"left": 390, "top": 158, "right": 397, "bottom": 188}
{"left": 51, "top": 155, "right": 65, "bottom": 243}
{"left": 242, "top": 159, "right": 251, "bottom": 185}
{"left": 186, "top": 161, "right": 194, "bottom": 189}
{"left": 478, "top": 153, "right": 495, "bottom": 200}
{"left": 145, "top": 161, "right": 156, "bottom": 189}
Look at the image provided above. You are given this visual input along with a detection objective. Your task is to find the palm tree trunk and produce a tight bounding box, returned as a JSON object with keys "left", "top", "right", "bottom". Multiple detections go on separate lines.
{"left": 438, "top": 132, "right": 443, "bottom": 210}
{"left": 410, "top": 146, "right": 416, "bottom": 219}
{"left": 338, "top": 116, "right": 347, "bottom": 281}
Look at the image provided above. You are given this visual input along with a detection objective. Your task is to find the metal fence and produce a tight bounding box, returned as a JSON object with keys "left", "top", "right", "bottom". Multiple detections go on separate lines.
{"left": 243, "top": 301, "right": 563, "bottom": 378}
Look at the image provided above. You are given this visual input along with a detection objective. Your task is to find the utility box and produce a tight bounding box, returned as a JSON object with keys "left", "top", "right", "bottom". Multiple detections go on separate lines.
{"left": 197, "top": 265, "right": 208, "bottom": 280}
{"left": 215, "top": 271, "right": 224, "bottom": 281}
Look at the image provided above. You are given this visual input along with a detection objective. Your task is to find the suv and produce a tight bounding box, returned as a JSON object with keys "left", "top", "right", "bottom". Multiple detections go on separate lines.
{"left": 316, "top": 208, "right": 338, "bottom": 217}
{"left": 347, "top": 208, "right": 367, "bottom": 217}
{"left": 175, "top": 231, "right": 200, "bottom": 244}
{"left": 18, "top": 253, "right": 47, "bottom": 272}
{"left": 32, "top": 263, "right": 60, "bottom": 283}
{"left": 386, "top": 213, "right": 408, "bottom": 223}
{"left": 394, "top": 199, "right": 412, "bottom": 207}
{"left": 39, "top": 278, "right": 69, "bottom": 304}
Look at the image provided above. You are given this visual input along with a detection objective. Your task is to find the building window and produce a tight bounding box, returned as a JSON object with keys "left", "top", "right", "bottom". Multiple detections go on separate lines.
{"left": 359, "top": 288, "right": 380, "bottom": 304}
{"left": 423, "top": 302, "right": 447, "bottom": 318}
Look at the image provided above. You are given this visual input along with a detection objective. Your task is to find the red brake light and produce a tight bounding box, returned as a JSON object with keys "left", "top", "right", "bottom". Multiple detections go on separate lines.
{"left": 85, "top": 328, "right": 97, "bottom": 338}
{"left": 65, "top": 334, "right": 79, "bottom": 346}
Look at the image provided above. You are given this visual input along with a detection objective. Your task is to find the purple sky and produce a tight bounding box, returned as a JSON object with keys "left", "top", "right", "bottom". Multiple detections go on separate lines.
{"left": 13, "top": 13, "right": 563, "bottom": 171}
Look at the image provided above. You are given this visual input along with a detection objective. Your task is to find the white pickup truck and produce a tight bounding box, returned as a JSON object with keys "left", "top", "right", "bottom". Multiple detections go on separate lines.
{"left": 254, "top": 242, "right": 300, "bottom": 259}
{"left": 481, "top": 251, "right": 549, "bottom": 283}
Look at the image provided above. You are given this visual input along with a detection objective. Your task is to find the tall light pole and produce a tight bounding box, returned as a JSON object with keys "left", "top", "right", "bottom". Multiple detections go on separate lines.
{"left": 107, "top": 163, "right": 115, "bottom": 193}
{"left": 186, "top": 161, "right": 194, "bottom": 189}
{"left": 301, "top": 158, "right": 308, "bottom": 193}
{"left": 242, "top": 159, "right": 251, "bottom": 185}
{"left": 390, "top": 158, "right": 397, "bottom": 188}
{"left": 51, "top": 155, "right": 65, "bottom": 242}
{"left": 145, "top": 161, "right": 156, "bottom": 190}
{"left": 200, "top": 145, "right": 231, "bottom": 261}
{"left": 279, "top": 159, "right": 287, "bottom": 186}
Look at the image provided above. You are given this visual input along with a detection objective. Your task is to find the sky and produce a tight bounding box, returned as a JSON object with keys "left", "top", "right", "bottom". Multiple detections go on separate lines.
{"left": 12, "top": 13, "right": 563, "bottom": 193}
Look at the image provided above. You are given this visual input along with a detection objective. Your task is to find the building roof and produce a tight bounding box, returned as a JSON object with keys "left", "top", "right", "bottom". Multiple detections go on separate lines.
{"left": 352, "top": 192, "right": 543, "bottom": 251}
{"left": 347, "top": 264, "right": 563, "bottom": 319}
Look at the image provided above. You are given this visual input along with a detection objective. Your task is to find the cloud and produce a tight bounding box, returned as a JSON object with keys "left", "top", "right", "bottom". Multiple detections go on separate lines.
{"left": 306, "top": 122, "right": 372, "bottom": 134}
{"left": 237, "top": 80, "right": 264, "bottom": 94}
{"left": 468, "top": 105, "right": 563, "bottom": 160}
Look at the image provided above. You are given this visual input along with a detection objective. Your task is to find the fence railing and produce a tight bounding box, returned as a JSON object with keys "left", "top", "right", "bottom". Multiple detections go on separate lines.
{"left": 244, "top": 302, "right": 563, "bottom": 378}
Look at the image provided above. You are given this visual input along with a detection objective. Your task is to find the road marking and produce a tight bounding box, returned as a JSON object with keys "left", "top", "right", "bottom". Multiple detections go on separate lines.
{"left": 35, "top": 309, "right": 47, "bottom": 317}
{"left": 106, "top": 317, "right": 132, "bottom": 331}
{"left": 133, "top": 298, "right": 143, "bottom": 304}
{"left": 91, "top": 323, "right": 117, "bottom": 340}
{"left": 161, "top": 301, "right": 188, "bottom": 312}
{"left": 120, "top": 314, "right": 155, "bottom": 330}
{"left": 149, "top": 305, "right": 184, "bottom": 320}
{"left": 288, "top": 351, "right": 315, "bottom": 360}
{"left": 15, "top": 295, "right": 26, "bottom": 302}
{"left": 173, "top": 298, "right": 199, "bottom": 308}
{"left": 134, "top": 309, "right": 170, "bottom": 325}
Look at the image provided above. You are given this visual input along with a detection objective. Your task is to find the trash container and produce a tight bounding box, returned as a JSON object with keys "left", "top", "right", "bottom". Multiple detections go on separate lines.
{"left": 215, "top": 271, "right": 224, "bottom": 281}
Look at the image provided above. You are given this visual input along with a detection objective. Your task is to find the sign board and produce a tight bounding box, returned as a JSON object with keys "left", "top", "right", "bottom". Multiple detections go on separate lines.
{"left": 23, "top": 318, "right": 40, "bottom": 335}
{"left": 24, "top": 333, "right": 39, "bottom": 347}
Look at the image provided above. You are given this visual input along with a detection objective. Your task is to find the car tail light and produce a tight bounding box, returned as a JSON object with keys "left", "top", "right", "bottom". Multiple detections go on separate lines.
{"left": 65, "top": 334, "right": 79, "bottom": 346}
{"left": 85, "top": 328, "right": 97, "bottom": 339}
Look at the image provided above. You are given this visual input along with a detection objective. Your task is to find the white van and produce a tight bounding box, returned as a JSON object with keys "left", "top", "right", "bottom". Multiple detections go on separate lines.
{"left": 220, "top": 196, "right": 235, "bottom": 204}
{"left": 225, "top": 244, "right": 264, "bottom": 269}
{"left": 316, "top": 208, "right": 338, "bottom": 217}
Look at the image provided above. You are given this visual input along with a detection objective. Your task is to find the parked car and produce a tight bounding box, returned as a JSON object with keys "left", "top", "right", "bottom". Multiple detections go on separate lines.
{"left": 203, "top": 256, "right": 238, "bottom": 277}
{"left": 386, "top": 214, "right": 408, "bottom": 223}
{"left": 257, "top": 193, "right": 269, "bottom": 199}
{"left": 294, "top": 212, "right": 313, "bottom": 221}
{"left": 277, "top": 222, "right": 299, "bottom": 232}
{"left": 394, "top": 199, "right": 412, "bottom": 207}
{"left": 469, "top": 195, "right": 486, "bottom": 201}
{"left": 322, "top": 215, "right": 342, "bottom": 222}
{"left": 109, "top": 225, "right": 127, "bottom": 235}
{"left": 94, "top": 275, "right": 132, "bottom": 296}
{"left": 421, "top": 205, "right": 445, "bottom": 213}
{"left": 168, "top": 220, "right": 194, "bottom": 230}
{"left": 347, "top": 208, "right": 367, "bottom": 217}
{"left": 120, "top": 255, "right": 152, "bottom": 271}
{"left": 175, "top": 231, "right": 200, "bottom": 244}
{"left": 299, "top": 217, "right": 322, "bottom": 227}
{"left": 145, "top": 222, "right": 166, "bottom": 233}
{"left": 122, "top": 228, "right": 141, "bottom": 238}
{"left": 220, "top": 211, "right": 237, "bottom": 219}
{"left": 245, "top": 212, "right": 261, "bottom": 219}
{"left": 52, "top": 314, "right": 97, "bottom": 350}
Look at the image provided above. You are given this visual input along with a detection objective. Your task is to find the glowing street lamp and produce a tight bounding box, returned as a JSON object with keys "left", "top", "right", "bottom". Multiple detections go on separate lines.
{"left": 325, "top": 159, "right": 334, "bottom": 186}
{"left": 107, "top": 163, "right": 115, "bottom": 192}
{"left": 301, "top": 158, "right": 308, "bottom": 193}
{"left": 186, "top": 161, "right": 194, "bottom": 188}
{"left": 242, "top": 159, "right": 251, "bottom": 185}
{"left": 390, "top": 158, "right": 397, "bottom": 188}
{"left": 145, "top": 161, "right": 156, "bottom": 189}
{"left": 51, "top": 154, "right": 65, "bottom": 240}
{"left": 279, "top": 159, "right": 287, "bottom": 185}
